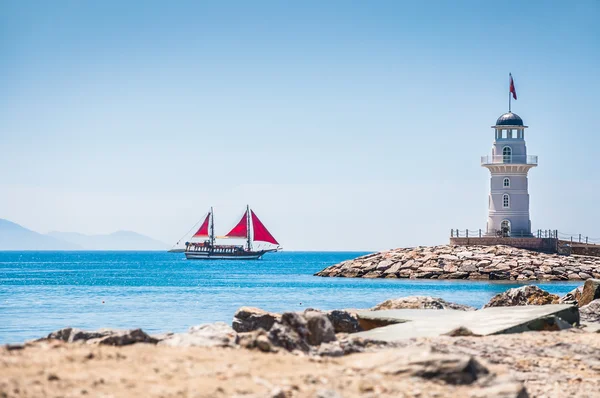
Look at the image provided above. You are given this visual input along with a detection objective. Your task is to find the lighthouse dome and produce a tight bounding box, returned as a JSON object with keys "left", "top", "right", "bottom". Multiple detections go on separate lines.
{"left": 496, "top": 112, "right": 524, "bottom": 126}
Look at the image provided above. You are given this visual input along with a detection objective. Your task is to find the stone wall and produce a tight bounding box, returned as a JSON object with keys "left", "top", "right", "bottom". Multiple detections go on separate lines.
{"left": 449, "top": 237, "right": 557, "bottom": 253}
{"left": 564, "top": 243, "right": 600, "bottom": 258}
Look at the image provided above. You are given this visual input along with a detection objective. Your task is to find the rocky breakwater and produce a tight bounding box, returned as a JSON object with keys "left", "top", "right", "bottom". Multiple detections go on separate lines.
{"left": 315, "top": 244, "right": 600, "bottom": 281}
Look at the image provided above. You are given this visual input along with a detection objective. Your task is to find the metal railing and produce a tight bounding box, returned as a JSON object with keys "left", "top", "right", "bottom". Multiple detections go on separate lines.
{"left": 450, "top": 229, "right": 600, "bottom": 245}
{"left": 480, "top": 155, "right": 538, "bottom": 166}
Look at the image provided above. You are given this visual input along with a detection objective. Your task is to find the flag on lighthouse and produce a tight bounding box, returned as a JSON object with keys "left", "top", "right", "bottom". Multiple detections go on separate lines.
{"left": 509, "top": 73, "right": 517, "bottom": 100}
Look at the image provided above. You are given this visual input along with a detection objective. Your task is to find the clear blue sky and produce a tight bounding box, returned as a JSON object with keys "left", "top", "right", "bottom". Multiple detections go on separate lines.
{"left": 1, "top": 1, "right": 598, "bottom": 250}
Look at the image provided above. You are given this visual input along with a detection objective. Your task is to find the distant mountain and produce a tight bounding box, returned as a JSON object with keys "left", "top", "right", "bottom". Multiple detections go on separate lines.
{"left": 0, "top": 218, "right": 169, "bottom": 251}
{"left": 47, "top": 230, "right": 169, "bottom": 251}
{"left": 0, "top": 219, "right": 81, "bottom": 250}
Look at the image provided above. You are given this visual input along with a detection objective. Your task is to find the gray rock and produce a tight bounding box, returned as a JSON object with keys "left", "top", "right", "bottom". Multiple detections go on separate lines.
{"left": 559, "top": 285, "right": 583, "bottom": 305}
{"left": 158, "top": 322, "right": 238, "bottom": 348}
{"left": 46, "top": 327, "right": 112, "bottom": 343}
{"left": 376, "top": 260, "right": 394, "bottom": 271}
{"left": 238, "top": 329, "right": 275, "bottom": 352}
{"left": 316, "top": 342, "right": 345, "bottom": 357}
{"left": 232, "top": 306, "right": 281, "bottom": 333}
{"left": 353, "top": 349, "right": 490, "bottom": 385}
{"left": 470, "top": 383, "right": 530, "bottom": 398}
{"left": 266, "top": 312, "right": 311, "bottom": 352}
{"left": 325, "top": 310, "right": 362, "bottom": 334}
{"left": 304, "top": 311, "right": 336, "bottom": 346}
{"left": 372, "top": 296, "right": 476, "bottom": 311}
{"left": 98, "top": 329, "right": 158, "bottom": 346}
{"left": 580, "top": 299, "right": 600, "bottom": 323}
{"left": 579, "top": 279, "right": 600, "bottom": 307}
{"left": 483, "top": 286, "right": 559, "bottom": 308}
{"left": 268, "top": 323, "right": 309, "bottom": 353}
{"left": 45, "top": 327, "right": 156, "bottom": 346}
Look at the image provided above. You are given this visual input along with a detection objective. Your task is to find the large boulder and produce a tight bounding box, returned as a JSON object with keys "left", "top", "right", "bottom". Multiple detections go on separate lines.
{"left": 304, "top": 311, "right": 336, "bottom": 346}
{"left": 350, "top": 348, "right": 490, "bottom": 385}
{"left": 579, "top": 299, "right": 600, "bottom": 323}
{"left": 242, "top": 311, "right": 338, "bottom": 353}
{"left": 579, "top": 279, "right": 600, "bottom": 307}
{"left": 326, "top": 310, "right": 363, "bottom": 333}
{"left": 267, "top": 312, "right": 311, "bottom": 352}
{"left": 158, "top": 322, "right": 238, "bottom": 348}
{"left": 483, "top": 286, "right": 559, "bottom": 308}
{"left": 372, "top": 296, "right": 476, "bottom": 311}
{"left": 232, "top": 307, "right": 281, "bottom": 333}
{"left": 303, "top": 309, "right": 363, "bottom": 334}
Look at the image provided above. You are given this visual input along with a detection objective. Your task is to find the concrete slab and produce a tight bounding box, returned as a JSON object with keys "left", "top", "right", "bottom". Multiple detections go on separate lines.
{"left": 354, "top": 305, "right": 579, "bottom": 342}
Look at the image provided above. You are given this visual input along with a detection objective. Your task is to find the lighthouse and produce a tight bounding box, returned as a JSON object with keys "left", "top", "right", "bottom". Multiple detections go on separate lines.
{"left": 481, "top": 111, "right": 537, "bottom": 237}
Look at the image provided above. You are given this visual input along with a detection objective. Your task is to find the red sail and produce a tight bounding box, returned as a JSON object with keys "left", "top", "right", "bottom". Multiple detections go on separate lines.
{"left": 225, "top": 211, "right": 248, "bottom": 238}
{"left": 251, "top": 211, "right": 279, "bottom": 245}
{"left": 193, "top": 213, "right": 211, "bottom": 237}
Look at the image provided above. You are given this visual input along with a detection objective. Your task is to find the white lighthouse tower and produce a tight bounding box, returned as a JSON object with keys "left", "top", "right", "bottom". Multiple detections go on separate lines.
{"left": 481, "top": 111, "right": 537, "bottom": 237}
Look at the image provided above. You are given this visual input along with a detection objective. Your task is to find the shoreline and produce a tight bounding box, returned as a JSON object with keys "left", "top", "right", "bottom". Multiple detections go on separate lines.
{"left": 3, "top": 281, "right": 600, "bottom": 397}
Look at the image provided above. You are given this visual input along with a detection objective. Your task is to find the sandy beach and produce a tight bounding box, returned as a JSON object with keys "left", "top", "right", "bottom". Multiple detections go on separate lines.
{"left": 1, "top": 329, "right": 599, "bottom": 397}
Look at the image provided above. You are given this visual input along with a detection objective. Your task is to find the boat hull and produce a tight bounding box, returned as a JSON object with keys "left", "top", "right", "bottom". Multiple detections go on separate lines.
{"left": 184, "top": 250, "right": 273, "bottom": 260}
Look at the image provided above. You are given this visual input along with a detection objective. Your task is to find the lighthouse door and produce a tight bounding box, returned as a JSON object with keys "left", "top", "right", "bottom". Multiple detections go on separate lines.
{"left": 500, "top": 220, "right": 511, "bottom": 237}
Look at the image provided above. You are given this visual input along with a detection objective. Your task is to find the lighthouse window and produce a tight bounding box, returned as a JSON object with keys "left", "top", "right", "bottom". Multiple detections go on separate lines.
{"left": 503, "top": 178, "right": 510, "bottom": 187}
{"left": 503, "top": 194, "right": 510, "bottom": 208}
{"left": 502, "top": 147, "right": 512, "bottom": 163}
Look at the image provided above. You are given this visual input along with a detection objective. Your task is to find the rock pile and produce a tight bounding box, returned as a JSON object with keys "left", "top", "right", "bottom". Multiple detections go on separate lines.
{"left": 235, "top": 308, "right": 383, "bottom": 356}
{"left": 483, "top": 286, "right": 559, "bottom": 308}
{"left": 315, "top": 245, "right": 600, "bottom": 281}
{"left": 372, "top": 296, "right": 476, "bottom": 311}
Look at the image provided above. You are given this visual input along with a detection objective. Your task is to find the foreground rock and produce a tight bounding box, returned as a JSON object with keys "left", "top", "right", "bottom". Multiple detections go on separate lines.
{"left": 44, "top": 327, "right": 158, "bottom": 346}
{"left": 483, "top": 286, "right": 559, "bottom": 308}
{"left": 315, "top": 245, "right": 600, "bottom": 281}
{"left": 233, "top": 307, "right": 362, "bottom": 334}
{"left": 580, "top": 299, "right": 600, "bottom": 323}
{"left": 560, "top": 279, "right": 600, "bottom": 307}
{"left": 580, "top": 279, "right": 600, "bottom": 306}
{"left": 240, "top": 311, "right": 338, "bottom": 354}
{"left": 232, "top": 307, "right": 281, "bottom": 333}
{"left": 8, "top": 331, "right": 600, "bottom": 397}
{"left": 373, "top": 296, "right": 476, "bottom": 311}
{"left": 158, "top": 322, "right": 238, "bottom": 348}
{"left": 319, "top": 309, "right": 363, "bottom": 333}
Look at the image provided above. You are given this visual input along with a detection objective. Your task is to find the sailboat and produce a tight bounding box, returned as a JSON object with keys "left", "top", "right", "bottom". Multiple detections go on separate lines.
{"left": 181, "top": 206, "right": 280, "bottom": 260}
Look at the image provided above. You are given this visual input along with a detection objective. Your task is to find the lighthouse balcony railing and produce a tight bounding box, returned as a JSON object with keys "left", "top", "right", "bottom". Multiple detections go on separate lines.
{"left": 480, "top": 155, "right": 538, "bottom": 166}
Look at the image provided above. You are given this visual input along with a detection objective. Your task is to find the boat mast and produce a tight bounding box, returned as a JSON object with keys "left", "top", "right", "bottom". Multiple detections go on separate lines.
{"left": 246, "top": 204, "right": 252, "bottom": 251}
{"left": 210, "top": 207, "right": 215, "bottom": 246}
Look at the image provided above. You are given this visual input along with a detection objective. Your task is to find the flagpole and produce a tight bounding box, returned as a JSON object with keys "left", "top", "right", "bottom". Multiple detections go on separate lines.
{"left": 508, "top": 73, "right": 511, "bottom": 113}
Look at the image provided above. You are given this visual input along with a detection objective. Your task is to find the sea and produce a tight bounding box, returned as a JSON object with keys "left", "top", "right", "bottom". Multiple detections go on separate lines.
{"left": 0, "top": 251, "right": 581, "bottom": 344}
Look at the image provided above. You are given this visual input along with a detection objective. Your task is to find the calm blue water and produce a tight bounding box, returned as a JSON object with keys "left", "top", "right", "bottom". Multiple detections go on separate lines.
{"left": 0, "top": 251, "right": 580, "bottom": 344}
